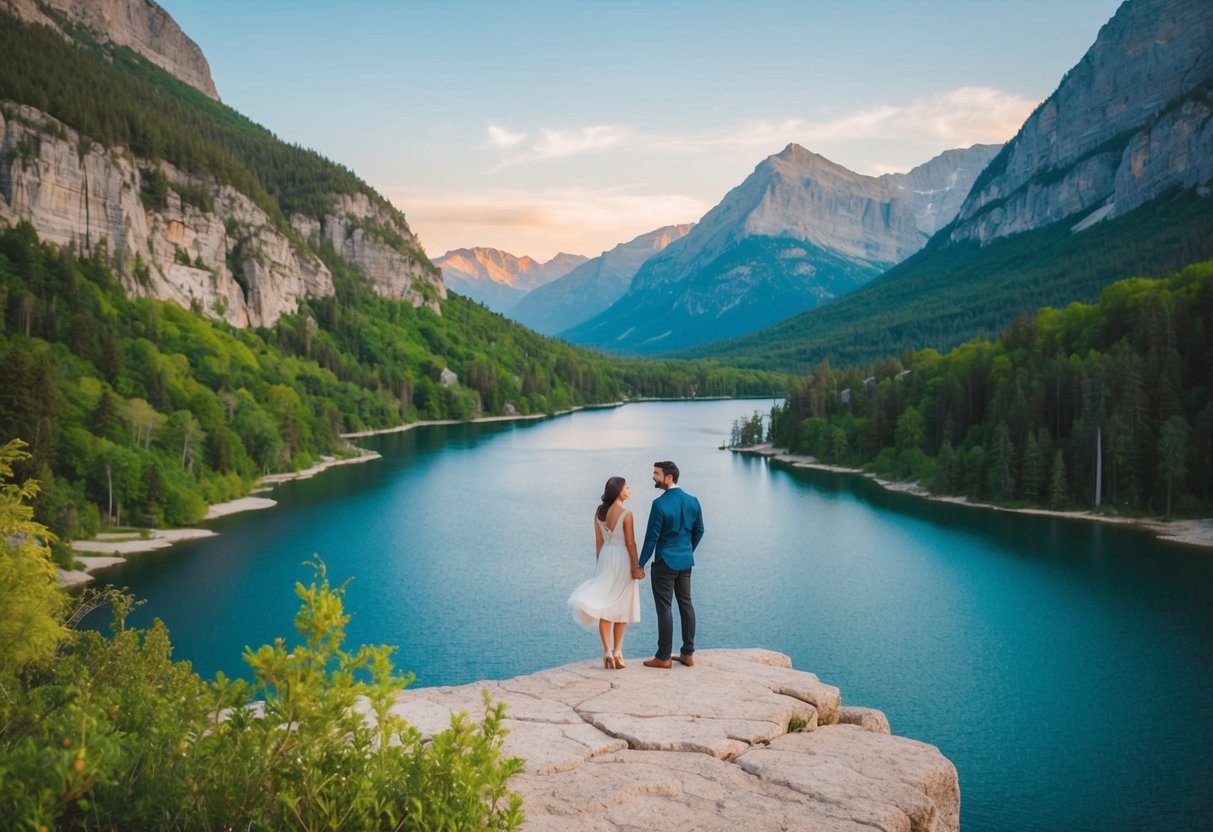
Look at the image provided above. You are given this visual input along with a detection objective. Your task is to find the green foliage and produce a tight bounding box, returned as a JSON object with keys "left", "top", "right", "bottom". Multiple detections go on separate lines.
{"left": 686, "top": 191, "right": 1213, "bottom": 374}
{"left": 0, "top": 438, "right": 68, "bottom": 673}
{"left": 765, "top": 262, "right": 1213, "bottom": 516}
{"left": 0, "top": 457, "right": 525, "bottom": 829}
{"left": 727, "top": 410, "right": 768, "bottom": 448}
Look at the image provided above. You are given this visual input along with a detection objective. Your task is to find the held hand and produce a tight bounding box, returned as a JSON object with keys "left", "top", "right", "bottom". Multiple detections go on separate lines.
{"left": 632, "top": 566, "right": 645, "bottom": 580}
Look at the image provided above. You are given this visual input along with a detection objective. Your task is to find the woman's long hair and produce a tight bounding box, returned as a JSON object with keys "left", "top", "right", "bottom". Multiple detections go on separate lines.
{"left": 597, "top": 476, "right": 626, "bottom": 521}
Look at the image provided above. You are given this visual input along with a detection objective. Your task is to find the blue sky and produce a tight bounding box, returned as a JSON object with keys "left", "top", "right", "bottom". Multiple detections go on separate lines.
{"left": 160, "top": 0, "right": 1124, "bottom": 260}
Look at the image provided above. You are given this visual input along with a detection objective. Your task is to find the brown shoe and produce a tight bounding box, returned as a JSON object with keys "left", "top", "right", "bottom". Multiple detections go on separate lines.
{"left": 674, "top": 654, "right": 695, "bottom": 667}
{"left": 643, "top": 657, "right": 672, "bottom": 669}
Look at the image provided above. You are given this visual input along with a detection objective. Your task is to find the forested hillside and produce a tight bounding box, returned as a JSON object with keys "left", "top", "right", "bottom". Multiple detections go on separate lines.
{"left": 0, "top": 223, "right": 782, "bottom": 555}
{"left": 689, "top": 190, "right": 1213, "bottom": 374}
{"left": 756, "top": 262, "right": 1213, "bottom": 516}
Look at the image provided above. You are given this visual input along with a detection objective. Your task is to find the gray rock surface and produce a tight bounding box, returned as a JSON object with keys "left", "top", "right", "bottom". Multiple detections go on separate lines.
{"left": 390, "top": 648, "right": 958, "bottom": 831}
{"left": 948, "top": 0, "right": 1213, "bottom": 245}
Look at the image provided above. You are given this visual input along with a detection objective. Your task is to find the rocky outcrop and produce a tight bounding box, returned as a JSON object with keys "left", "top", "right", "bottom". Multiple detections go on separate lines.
{"left": 882, "top": 144, "right": 1003, "bottom": 236}
{"left": 436, "top": 247, "right": 588, "bottom": 314}
{"left": 563, "top": 142, "right": 999, "bottom": 353}
{"left": 291, "top": 193, "right": 444, "bottom": 312}
{"left": 2, "top": 0, "right": 220, "bottom": 100}
{"left": 509, "top": 224, "right": 694, "bottom": 335}
{"left": 0, "top": 103, "right": 441, "bottom": 326}
{"left": 386, "top": 649, "right": 959, "bottom": 831}
{"left": 948, "top": 0, "right": 1213, "bottom": 244}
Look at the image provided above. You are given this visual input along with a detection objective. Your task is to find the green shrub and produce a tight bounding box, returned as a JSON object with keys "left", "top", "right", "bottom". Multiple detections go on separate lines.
{"left": 0, "top": 441, "right": 525, "bottom": 830}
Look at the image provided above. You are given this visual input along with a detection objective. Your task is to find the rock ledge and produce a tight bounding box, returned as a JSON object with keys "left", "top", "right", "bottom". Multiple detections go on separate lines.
{"left": 390, "top": 648, "right": 958, "bottom": 831}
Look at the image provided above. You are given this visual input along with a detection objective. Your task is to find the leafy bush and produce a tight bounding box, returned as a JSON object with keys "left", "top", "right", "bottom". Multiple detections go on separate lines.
{"left": 0, "top": 439, "right": 525, "bottom": 830}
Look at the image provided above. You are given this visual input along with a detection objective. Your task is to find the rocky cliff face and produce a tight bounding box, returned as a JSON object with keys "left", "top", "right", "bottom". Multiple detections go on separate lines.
{"left": 882, "top": 144, "right": 1003, "bottom": 235}
{"left": 948, "top": 0, "right": 1213, "bottom": 244}
{"left": 0, "top": 103, "right": 442, "bottom": 327}
{"left": 435, "top": 247, "right": 587, "bottom": 313}
{"left": 2, "top": 0, "right": 220, "bottom": 100}
{"left": 386, "top": 649, "right": 959, "bottom": 831}
{"left": 564, "top": 142, "right": 999, "bottom": 353}
{"left": 508, "top": 224, "right": 693, "bottom": 335}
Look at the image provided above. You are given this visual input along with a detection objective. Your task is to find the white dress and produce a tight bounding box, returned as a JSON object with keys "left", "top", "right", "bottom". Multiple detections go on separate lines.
{"left": 568, "top": 511, "right": 641, "bottom": 628}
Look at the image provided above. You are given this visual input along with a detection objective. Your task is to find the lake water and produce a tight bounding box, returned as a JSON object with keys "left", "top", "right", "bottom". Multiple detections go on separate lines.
{"left": 89, "top": 400, "right": 1213, "bottom": 832}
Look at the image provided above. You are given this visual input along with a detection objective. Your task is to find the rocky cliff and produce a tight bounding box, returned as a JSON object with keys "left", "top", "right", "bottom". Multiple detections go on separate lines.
{"left": 385, "top": 649, "right": 959, "bottom": 832}
{"left": 2, "top": 0, "right": 220, "bottom": 100}
{"left": 948, "top": 0, "right": 1213, "bottom": 244}
{"left": 508, "top": 224, "right": 694, "bottom": 335}
{"left": 563, "top": 142, "right": 999, "bottom": 353}
{"left": 435, "top": 247, "right": 587, "bottom": 313}
{"left": 0, "top": 103, "right": 443, "bottom": 327}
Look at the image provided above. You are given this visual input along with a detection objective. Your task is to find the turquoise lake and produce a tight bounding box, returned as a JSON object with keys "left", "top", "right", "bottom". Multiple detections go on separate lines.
{"left": 89, "top": 399, "right": 1213, "bottom": 831}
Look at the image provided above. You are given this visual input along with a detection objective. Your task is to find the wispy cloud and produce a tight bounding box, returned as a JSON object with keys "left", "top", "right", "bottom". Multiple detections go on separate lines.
{"left": 487, "top": 124, "right": 634, "bottom": 169}
{"left": 487, "top": 124, "right": 528, "bottom": 147}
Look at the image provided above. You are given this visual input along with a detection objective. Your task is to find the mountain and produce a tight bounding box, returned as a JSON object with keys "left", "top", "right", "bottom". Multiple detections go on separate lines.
{"left": 508, "top": 224, "right": 693, "bottom": 335}
{"left": 0, "top": 4, "right": 443, "bottom": 328}
{"left": 434, "top": 248, "right": 587, "bottom": 313}
{"left": 947, "top": 0, "right": 1213, "bottom": 245}
{"left": 562, "top": 143, "right": 1000, "bottom": 354}
{"left": 686, "top": 0, "right": 1213, "bottom": 375}
{"left": 2, "top": 0, "right": 220, "bottom": 100}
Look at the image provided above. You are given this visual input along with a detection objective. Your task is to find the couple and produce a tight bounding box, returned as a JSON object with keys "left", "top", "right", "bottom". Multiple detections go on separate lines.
{"left": 568, "top": 460, "right": 705, "bottom": 670}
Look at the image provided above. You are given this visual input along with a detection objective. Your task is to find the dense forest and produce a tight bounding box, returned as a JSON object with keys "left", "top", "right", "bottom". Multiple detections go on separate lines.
{"left": 746, "top": 262, "right": 1213, "bottom": 517}
{"left": 0, "top": 223, "right": 783, "bottom": 558}
{"left": 688, "top": 190, "right": 1213, "bottom": 375}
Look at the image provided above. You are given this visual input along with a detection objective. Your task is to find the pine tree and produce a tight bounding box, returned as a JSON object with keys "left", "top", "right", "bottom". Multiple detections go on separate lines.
{"left": 1049, "top": 451, "right": 1069, "bottom": 510}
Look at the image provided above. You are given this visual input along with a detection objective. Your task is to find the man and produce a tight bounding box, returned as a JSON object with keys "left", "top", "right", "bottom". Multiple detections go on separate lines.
{"left": 638, "top": 460, "right": 704, "bottom": 669}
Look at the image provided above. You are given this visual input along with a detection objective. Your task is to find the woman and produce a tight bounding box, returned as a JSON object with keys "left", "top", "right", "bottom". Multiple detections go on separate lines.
{"left": 567, "top": 476, "right": 643, "bottom": 668}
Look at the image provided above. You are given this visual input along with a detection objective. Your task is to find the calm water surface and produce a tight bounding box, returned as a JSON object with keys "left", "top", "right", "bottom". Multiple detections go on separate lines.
{"left": 91, "top": 400, "right": 1213, "bottom": 832}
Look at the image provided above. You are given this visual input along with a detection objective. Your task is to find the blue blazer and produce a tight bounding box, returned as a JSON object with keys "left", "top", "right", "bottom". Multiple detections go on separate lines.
{"left": 639, "top": 487, "right": 704, "bottom": 571}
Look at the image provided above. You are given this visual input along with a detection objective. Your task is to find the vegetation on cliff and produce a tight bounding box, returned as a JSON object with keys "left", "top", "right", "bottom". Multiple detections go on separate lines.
{"left": 0, "top": 438, "right": 524, "bottom": 830}
{"left": 751, "top": 262, "right": 1213, "bottom": 516}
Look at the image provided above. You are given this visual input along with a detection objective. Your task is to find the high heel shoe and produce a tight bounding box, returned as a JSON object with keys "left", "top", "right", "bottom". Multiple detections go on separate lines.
{"left": 613, "top": 653, "right": 625, "bottom": 669}
{"left": 602, "top": 655, "right": 616, "bottom": 669}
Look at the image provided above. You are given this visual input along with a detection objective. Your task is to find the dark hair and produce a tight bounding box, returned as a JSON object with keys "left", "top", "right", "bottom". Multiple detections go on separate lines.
{"left": 598, "top": 476, "right": 626, "bottom": 520}
{"left": 654, "top": 460, "right": 679, "bottom": 483}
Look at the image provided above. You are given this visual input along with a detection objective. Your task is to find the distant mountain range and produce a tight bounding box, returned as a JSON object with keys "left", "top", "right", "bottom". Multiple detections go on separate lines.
{"left": 561, "top": 142, "right": 1001, "bottom": 353}
{"left": 508, "top": 224, "right": 693, "bottom": 335}
{"left": 434, "top": 248, "right": 587, "bottom": 313}
{"left": 688, "top": 0, "right": 1213, "bottom": 373}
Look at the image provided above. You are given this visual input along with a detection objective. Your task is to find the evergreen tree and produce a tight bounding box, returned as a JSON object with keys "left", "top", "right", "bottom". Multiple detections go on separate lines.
{"left": 1157, "top": 415, "right": 1191, "bottom": 516}
{"left": 1049, "top": 451, "right": 1069, "bottom": 510}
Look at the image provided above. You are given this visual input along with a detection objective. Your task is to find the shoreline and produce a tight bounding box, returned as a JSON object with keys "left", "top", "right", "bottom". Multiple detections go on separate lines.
{"left": 57, "top": 405, "right": 627, "bottom": 587}
{"left": 734, "top": 444, "right": 1213, "bottom": 550}
{"left": 337, "top": 403, "right": 622, "bottom": 439}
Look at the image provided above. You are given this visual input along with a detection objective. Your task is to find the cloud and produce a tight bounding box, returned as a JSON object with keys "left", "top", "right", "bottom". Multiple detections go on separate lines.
{"left": 487, "top": 124, "right": 528, "bottom": 147}
{"left": 487, "top": 124, "right": 634, "bottom": 169}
